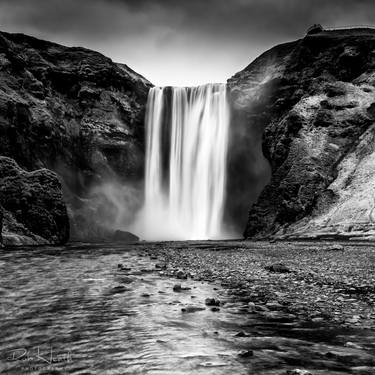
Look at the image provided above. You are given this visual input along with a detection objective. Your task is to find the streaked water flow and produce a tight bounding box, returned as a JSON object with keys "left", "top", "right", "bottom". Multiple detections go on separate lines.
{"left": 1, "top": 244, "right": 374, "bottom": 375}
{"left": 140, "top": 84, "right": 230, "bottom": 240}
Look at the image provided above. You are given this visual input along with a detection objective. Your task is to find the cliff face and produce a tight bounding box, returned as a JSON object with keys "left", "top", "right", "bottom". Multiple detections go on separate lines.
{"left": 0, "top": 31, "right": 152, "bottom": 242}
{"left": 228, "top": 29, "right": 375, "bottom": 239}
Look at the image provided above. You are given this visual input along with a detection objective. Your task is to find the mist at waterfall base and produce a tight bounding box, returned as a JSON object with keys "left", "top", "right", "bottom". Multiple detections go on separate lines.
{"left": 133, "top": 83, "right": 236, "bottom": 241}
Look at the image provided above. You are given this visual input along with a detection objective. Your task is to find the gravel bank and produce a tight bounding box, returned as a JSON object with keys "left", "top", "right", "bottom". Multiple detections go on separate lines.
{"left": 143, "top": 240, "right": 375, "bottom": 330}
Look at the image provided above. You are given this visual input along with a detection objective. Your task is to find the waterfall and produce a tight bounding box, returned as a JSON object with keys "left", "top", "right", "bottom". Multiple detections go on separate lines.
{"left": 140, "top": 83, "right": 230, "bottom": 240}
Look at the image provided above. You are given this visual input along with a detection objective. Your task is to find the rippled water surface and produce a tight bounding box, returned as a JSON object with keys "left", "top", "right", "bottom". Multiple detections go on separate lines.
{"left": 0, "top": 243, "right": 374, "bottom": 375}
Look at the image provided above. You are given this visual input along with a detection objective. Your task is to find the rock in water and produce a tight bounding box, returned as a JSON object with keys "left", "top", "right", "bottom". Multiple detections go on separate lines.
{"left": 181, "top": 306, "right": 206, "bottom": 313}
{"left": 286, "top": 370, "right": 313, "bottom": 375}
{"left": 326, "top": 244, "right": 344, "bottom": 251}
{"left": 0, "top": 157, "right": 69, "bottom": 246}
{"left": 205, "top": 298, "right": 220, "bottom": 306}
{"left": 238, "top": 350, "right": 254, "bottom": 358}
{"left": 176, "top": 270, "right": 188, "bottom": 279}
{"left": 112, "top": 230, "right": 139, "bottom": 243}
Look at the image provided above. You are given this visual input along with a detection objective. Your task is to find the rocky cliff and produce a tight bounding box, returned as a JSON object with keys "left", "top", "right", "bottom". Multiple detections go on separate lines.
{"left": 0, "top": 31, "right": 151, "bottom": 243}
{"left": 229, "top": 28, "right": 375, "bottom": 240}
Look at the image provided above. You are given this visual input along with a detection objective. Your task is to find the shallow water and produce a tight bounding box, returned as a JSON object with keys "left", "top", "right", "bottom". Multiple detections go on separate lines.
{"left": 0, "top": 243, "right": 374, "bottom": 375}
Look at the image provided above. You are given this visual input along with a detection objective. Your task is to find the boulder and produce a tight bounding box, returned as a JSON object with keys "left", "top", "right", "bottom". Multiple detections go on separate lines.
{"left": 112, "top": 230, "right": 139, "bottom": 243}
{"left": 265, "top": 263, "right": 291, "bottom": 273}
{"left": 0, "top": 156, "right": 69, "bottom": 246}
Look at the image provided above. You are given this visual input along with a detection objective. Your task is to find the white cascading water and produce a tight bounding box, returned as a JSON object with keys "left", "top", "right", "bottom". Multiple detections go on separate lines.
{"left": 139, "top": 83, "right": 230, "bottom": 240}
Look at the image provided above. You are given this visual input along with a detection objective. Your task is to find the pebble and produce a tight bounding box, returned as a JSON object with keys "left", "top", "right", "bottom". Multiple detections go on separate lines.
{"left": 345, "top": 342, "right": 363, "bottom": 349}
{"left": 181, "top": 306, "right": 206, "bottom": 313}
{"left": 205, "top": 298, "right": 220, "bottom": 306}
{"left": 173, "top": 284, "right": 182, "bottom": 292}
{"left": 235, "top": 331, "right": 251, "bottom": 337}
{"left": 265, "top": 263, "right": 291, "bottom": 273}
{"left": 176, "top": 270, "right": 188, "bottom": 279}
{"left": 286, "top": 370, "right": 313, "bottom": 375}
{"left": 173, "top": 284, "right": 191, "bottom": 292}
{"left": 238, "top": 350, "right": 254, "bottom": 358}
{"left": 110, "top": 285, "right": 128, "bottom": 294}
{"left": 326, "top": 244, "right": 344, "bottom": 251}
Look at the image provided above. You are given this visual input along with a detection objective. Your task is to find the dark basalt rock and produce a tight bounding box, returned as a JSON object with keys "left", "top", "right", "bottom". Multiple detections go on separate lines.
{"left": 228, "top": 28, "right": 375, "bottom": 239}
{"left": 265, "top": 263, "right": 291, "bottom": 273}
{"left": 0, "top": 30, "right": 152, "bottom": 243}
{"left": 0, "top": 156, "right": 69, "bottom": 246}
{"left": 112, "top": 230, "right": 139, "bottom": 243}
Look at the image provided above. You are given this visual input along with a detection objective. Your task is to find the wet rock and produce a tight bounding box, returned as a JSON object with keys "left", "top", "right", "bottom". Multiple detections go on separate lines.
{"left": 248, "top": 302, "right": 257, "bottom": 312}
{"left": 118, "top": 276, "right": 134, "bottom": 284}
{"left": 181, "top": 306, "right": 206, "bottom": 313}
{"left": 255, "top": 304, "right": 270, "bottom": 312}
{"left": 345, "top": 342, "right": 363, "bottom": 349}
{"left": 265, "top": 263, "right": 291, "bottom": 273}
{"left": 286, "top": 370, "right": 313, "bottom": 375}
{"left": 176, "top": 270, "right": 188, "bottom": 279}
{"left": 205, "top": 298, "right": 220, "bottom": 306}
{"left": 325, "top": 350, "right": 357, "bottom": 361}
{"left": 117, "top": 264, "right": 131, "bottom": 271}
{"left": 172, "top": 284, "right": 191, "bottom": 292}
{"left": 173, "top": 284, "right": 182, "bottom": 292}
{"left": 235, "top": 331, "right": 251, "bottom": 337}
{"left": 260, "top": 311, "right": 296, "bottom": 322}
{"left": 326, "top": 244, "right": 344, "bottom": 251}
{"left": 265, "top": 301, "right": 283, "bottom": 310}
{"left": 346, "top": 315, "right": 361, "bottom": 324}
{"left": 238, "top": 350, "right": 254, "bottom": 358}
{"left": 112, "top": 230, "right": 139, "bottom": 243}
{"left": 140, "top": 268, "right": 154, "bottom": 273}
{"left": 110, "top": 285, "right": 128, "bottom": 294}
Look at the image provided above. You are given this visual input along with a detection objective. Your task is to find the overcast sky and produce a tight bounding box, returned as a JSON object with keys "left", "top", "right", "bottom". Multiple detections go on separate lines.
{"left": 0, "top": 0, "right": 374, "bottom": 86}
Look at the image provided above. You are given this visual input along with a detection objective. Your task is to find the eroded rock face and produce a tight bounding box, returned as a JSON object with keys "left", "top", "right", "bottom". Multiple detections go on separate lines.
{"left": 0, "top": 156, "right": 69, "bottom": 246}
{"left": 228, "top": 29, "right": 375, "bottom": 239}
{"left": 0, "top": 31, "right": 152, "bottom": 241}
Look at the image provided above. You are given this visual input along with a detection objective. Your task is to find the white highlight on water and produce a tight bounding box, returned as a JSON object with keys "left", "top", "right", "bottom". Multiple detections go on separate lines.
{"left": 139, "top": 83, "right": 230, "bottom": 240}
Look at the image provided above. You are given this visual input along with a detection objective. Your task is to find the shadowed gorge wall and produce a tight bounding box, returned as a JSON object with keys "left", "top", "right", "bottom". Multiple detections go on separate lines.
{"left": 225, "top": 96, "right": 271, "bottom": 234}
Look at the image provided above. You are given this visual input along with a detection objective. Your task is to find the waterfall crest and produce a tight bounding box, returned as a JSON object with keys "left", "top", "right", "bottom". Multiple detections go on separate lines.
{"left": 140, "top": 83, "right": 230, "bottom": 240}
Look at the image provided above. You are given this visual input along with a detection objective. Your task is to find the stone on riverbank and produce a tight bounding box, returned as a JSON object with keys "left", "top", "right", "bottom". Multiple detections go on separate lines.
{"left": 113, "top": 230, "right": 139, "bottom": 243}
{"left": 265, "top": 263, "right": 291, "bottom": 273}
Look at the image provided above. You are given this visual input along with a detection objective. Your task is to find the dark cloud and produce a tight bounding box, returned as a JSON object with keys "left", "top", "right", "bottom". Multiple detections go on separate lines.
{"left": 0, "top": 0, "right": 374, "bottom": 85}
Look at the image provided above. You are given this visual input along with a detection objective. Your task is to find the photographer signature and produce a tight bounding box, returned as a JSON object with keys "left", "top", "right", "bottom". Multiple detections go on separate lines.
{"left": 7, "top": 346, "right": 72, "bottom": 365}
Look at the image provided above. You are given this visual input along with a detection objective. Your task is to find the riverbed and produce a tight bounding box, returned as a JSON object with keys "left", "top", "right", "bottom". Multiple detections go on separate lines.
{"left": 0, "top": 241, "right": 374, "bottom": 374}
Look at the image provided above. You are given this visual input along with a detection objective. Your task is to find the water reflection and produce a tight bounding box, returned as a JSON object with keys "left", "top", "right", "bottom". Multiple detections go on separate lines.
{"left": 0, "top": 243, "right": 374, "bottom": 375}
